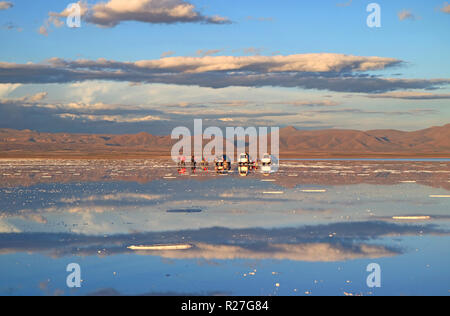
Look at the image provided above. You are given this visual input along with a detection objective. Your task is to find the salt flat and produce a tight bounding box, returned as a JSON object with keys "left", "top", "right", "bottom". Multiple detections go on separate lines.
{"left": 0, "top": 159, "right": 449, "bottom": 296}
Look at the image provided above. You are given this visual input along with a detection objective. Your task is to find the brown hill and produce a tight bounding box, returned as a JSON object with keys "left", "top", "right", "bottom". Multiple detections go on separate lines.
{"left": 279, "top": 124, "right": 450, "bottom": 155}
{"left": 0, "top": 124, "right": 449, "bottom": 158}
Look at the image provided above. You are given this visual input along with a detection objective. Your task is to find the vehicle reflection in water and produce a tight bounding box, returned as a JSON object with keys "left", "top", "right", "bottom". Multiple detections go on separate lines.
{"left": 0, "top": 159, "right": 449, "bottom": 296}
{"left": 238, "top": 165, "right": 249, "bottom": 177}
{"left": 261, "top": 163, "right": 277, "bottom": 176}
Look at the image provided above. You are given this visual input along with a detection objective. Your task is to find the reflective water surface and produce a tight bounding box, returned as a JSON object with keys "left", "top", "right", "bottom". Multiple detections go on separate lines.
{"left": 0, "top": 159, "right": 449, "bottom": 296}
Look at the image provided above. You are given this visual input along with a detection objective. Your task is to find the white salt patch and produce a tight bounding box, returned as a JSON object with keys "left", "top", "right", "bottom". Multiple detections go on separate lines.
{"left": 301, "top": 189, "right": 327, "bottom": 193}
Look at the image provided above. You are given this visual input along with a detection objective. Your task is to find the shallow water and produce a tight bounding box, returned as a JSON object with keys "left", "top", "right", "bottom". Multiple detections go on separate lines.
{"left": 284, "top": 158, "right": 450, "bottom": 162}
{"left": 0, "top": 159, "right": 449, "bottom": 296}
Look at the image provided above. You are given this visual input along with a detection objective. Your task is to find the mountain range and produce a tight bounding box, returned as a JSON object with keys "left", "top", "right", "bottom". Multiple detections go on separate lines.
{"left": 0, "top": 124, "right": 449, "bottom": 158}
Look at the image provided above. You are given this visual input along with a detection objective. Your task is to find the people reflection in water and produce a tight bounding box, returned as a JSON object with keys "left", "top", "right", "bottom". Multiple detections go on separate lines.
{"left": 178, "top": 155, "right": 186, "bottom": 167}
{"left": 177, "top": 155, "right": 187, "bottom": 174}
{"left": 201, "top": 157, "right": 209, "bottom": 171}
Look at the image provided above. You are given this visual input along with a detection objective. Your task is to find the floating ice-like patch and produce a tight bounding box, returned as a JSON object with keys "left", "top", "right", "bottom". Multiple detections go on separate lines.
{"left": 301, "top": 189, "right": 327, "bottom": 193}
{"left": 128, "top": 244, "right": 192, "bottom": 251}
{"left": 392, "top": 216, "right": 431, "bottom": 221}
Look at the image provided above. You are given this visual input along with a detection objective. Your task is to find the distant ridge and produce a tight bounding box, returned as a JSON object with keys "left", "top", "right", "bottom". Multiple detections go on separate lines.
{"left": 0, "top": 124, "right": 449, "bottom": 158}
{"left": 278, "top": 124, "right": 450, "bottom": 155}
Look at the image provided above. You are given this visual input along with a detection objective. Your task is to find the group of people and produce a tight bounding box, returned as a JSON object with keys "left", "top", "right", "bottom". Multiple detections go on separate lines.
{"left": 177, "top": 155, "right": 209, "bottom": 174}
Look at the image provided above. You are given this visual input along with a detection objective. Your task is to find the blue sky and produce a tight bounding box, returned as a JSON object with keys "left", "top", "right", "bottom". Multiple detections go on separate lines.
{"left": 0, "top": 0, "right": 449, "bottom": 134}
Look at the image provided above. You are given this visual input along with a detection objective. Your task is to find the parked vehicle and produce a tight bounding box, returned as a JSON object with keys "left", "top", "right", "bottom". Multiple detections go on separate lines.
{"left": 238, "top": 153, "right": 250, "bottom": 165}
{"left": 215, "top": 155, "right": 231, "bottom": 172}
{"left": 261, "top": 153, "right": 272, "bottom": 166}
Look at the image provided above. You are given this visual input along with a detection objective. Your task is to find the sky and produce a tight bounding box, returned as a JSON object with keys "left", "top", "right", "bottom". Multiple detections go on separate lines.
{"left": 0, "top": 0, "right": 449, "bottom": 135}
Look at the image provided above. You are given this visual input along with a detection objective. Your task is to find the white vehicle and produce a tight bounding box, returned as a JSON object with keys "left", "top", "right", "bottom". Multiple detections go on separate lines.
{"left": 215, "top": 155, "right": 231, "bottom": 172}
{"left": 238, "top": 153, "right": 250, "bottom": 165}
{"left": 261, "top": 153, "right": 272, "bottom": 166}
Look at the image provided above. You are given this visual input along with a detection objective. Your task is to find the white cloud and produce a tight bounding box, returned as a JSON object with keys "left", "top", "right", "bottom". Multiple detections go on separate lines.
{"left": 38, "top": 26, "right": 49, "bottom": 36}
{"left": 368, "top": 91, "right": 450, "bottom": 100}
{"left": 61, "top": 193, "right": 163, "bottom": 203}
{"left": 131, "top": 53, "right": 400, "bottom": 73}
{"left": 57, "top": 113, "right": 165, "bottom": 123}
{"left": 218, "top": 118, "right": 234, "bottom": 122}
{"left": 0, "top": 1, "right": 13, "bottom": 11}
{"left": 0, "top": 91, "right": 48, "bottom": 104}
{"left": 69, "top": 81, "right": 117, "bottom": 104}
{"left": 45, "top": 0, "right": 230, "bottom": 30}
{"left": 398, "top": 10, "right": 418, "bottom": 21}
{"left": 3, "top": 56, "right": 449, "bottom": 94}
{"left": 278, "top": 100, "right": 340, "bottom": 107}
{"left": 161, "top": 51, "right": 176, "bottom": 58}
{"left": 148, "top": 242, "right": 397, "bottom": 262}
{"left": 0, "top": 83, "right": 21, "bottom": 98}
{"left": 27, "top": 92, "right": 48, "bottom": 102}
{"left": 0, "top": 220, "right": 20, "bottom": 233}
{"left": 337, "top": 0, "right": 353, "bottom": 8}
{"left": 211, "top": 100, "right": 252, "bottom": 107}
{"left": 196, "top": 49, "right": 224, "bottom": 57}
